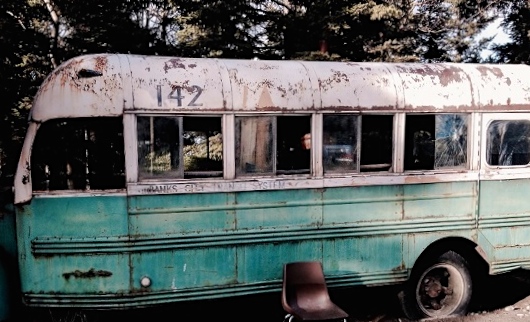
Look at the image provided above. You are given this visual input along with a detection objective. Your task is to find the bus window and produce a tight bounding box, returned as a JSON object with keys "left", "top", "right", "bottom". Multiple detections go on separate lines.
{"left": 277, "top": 116, "right": 311, "bottom": 175}
{"left": 137, "top": 116, "right": 223, "bottom": 179}
{"left": 137, "top": 116, "right": 181, "bottom": 179}
{"left": 487, "top": 120, "right": 530, "bottom": 166}
{"left": 235, "top": 116, "right": 273, "bottom": 175}
{"left": 183, "top": 117, "right": 223, "bottom": 178}
{"left": 323, "top": 115, "right": 358, "bottom": 173}
{"left": 405, "top": 114, "right": 468, "bottom": 170}
{"left": 360, "top": 115, "right": 393, "bottom": 172}
{"left": 236, "top": 115, "right": 310, "bottom": 176}
{"left": 31, "top": 118, "right": 125, "bottom": 191}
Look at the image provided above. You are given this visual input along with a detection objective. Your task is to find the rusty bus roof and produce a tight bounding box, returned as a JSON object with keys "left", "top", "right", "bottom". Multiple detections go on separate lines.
{"left": 29, "top": 54, "right": 530, "bottom": 122}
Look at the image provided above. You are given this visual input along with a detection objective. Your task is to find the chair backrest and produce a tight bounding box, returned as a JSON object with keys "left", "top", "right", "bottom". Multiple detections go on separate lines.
{"left": 281, "top": 261, "right": 349, "bottom": 321}
{"left": 284, "top": 261, "right": 326, "bottom": 286}
{"left": 282, "top": 261, "right": 330, "bottom": 311}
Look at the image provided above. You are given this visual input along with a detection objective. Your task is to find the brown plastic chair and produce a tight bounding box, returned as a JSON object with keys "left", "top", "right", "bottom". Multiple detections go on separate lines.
{"left": 281, "top": 261, "right": 349, "bottom": 321}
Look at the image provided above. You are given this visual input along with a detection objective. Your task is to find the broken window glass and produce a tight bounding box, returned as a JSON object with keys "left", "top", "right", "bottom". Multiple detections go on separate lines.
{"left": 487, "top": 120, "right": 530, "bottom": 166}
{"left": 434, "top": 114, "right": 468, "bottom": 169}
{"left": 405, "top": 114, "right": 468, "bottom": 170}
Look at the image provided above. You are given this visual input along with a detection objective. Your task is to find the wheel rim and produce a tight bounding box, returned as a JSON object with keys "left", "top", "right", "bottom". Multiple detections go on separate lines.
{"left": 415, "top": 263, "right": 466, "bottom": 317}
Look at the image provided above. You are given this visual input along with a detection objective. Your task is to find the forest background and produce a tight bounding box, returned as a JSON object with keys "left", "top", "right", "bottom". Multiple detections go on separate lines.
{"left": 1, "top": 0, "right": 530, "bottom": 185}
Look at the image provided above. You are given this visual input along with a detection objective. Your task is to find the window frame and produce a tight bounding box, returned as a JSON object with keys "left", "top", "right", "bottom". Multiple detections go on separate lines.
{"left": 135, "top": 113, "right": 224, "bottom": 181}
{"left": 30, "top": 117, "right": 126, "bottom": 193}
{"left": 234, "top": 113, "right": 313, "bottom": 178}
{"left": 403, "top": 113, "right": 471, "bottom": 173}
{"left": 483, "top": 114, "right": 530, "bottom": 169}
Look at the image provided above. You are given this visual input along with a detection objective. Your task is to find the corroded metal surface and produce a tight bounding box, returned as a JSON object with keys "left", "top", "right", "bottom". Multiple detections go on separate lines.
{"left": 29, "top": 54, "right": 530, "bottom": 122}
{"left": 30, "top": 54, "right": 125, "bottom": 122}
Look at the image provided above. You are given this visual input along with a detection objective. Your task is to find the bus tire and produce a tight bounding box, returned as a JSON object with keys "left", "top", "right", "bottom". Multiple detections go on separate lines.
{"left": 399, "top": 250, "right": 472, "bottom": 320}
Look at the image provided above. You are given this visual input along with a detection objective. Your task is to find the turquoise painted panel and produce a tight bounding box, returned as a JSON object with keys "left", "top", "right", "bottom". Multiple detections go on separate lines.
{"left": 323, "top": 185, "right": 403, "bottom": 224}
{"left": 479, "top": 179, "right": 530, "bottom": 217}
{"left": 236, "top": 240, "right": 322, "bottom": 282}
{"left": 403, "top": 231, "right": 474, "bottom": 268}
{"left": 23, "top": 195, "right": 129, "bottom": 237}
{"left": 479, "top": 179, "right": 530, "bottom": 266}
{"left": 481, "top": 226, "right": 530, "bottom": 247}
{"left": 22, "top": 254, "right": 130, "bottom": 294}
{"left": 131, "top": 248, "right": 236, "bottom": 291}
{"left": 403, "top": 182, "right": 476, "bottom": 219}
{"left": 129, "top": 193, "right": 236, "bottom": 235}
{"left": 323, "top": 236, "right": 403, "bottom": 275}
{"left": 235, "top": 189, "right": 322, "bottom": 229}
{"left": 16, "top": 195, "right": 130, "bottom": 295}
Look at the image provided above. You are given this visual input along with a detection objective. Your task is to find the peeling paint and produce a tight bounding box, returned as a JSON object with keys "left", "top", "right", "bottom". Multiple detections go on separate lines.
{"left": 164, "top": 58, "right": 186, "bottom": 73}
{"left": 28, "top": 54, "right": 530, "bottom": 121}
{"left": 63, "top": 268, "right": 112, "bottom": 280}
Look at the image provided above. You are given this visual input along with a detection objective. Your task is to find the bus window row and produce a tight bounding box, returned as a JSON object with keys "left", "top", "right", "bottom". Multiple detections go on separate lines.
{"left": 30, "top": 114, "right": 530, "bottom": 191}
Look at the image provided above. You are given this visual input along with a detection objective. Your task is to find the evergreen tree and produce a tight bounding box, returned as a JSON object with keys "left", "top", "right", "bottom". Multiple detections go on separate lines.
{"left": 491, "top": 0, "right": 530, "bottom": 64}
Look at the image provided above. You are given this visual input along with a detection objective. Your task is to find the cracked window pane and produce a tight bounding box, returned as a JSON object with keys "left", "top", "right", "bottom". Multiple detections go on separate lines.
{"left": 487, "top": 120, "right": 530, "bottom": 166}
{"left": 405, "top": 114, "right": 468, "bottom": 170}
{"left": 434, "top": 114, "right": 468, "bottom": 169}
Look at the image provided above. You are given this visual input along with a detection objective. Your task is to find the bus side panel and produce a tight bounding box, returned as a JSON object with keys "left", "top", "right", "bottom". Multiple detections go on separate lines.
{"left": 403, "top": 182, "right": 476, "bottom": 219}
{"left": 322, "top": 185, "right": 405, "bottom": 282}
{"left": 402, "top": 181, "right": 478, "bottom": 269}
{"left": 323, "top": 236, "right": 404, "bottom": 285}
{"left": 128, "top": 189, "right": 324, "bottom": 292}
{"left": 16, "top": 195, "right": 131, "bottom": 300}
{"left": 0, "top": 189, "right": 18, "bottom": 321}
{"left": 129, "top": 192, "right": 238, "bottom": 293}
{"left": 128, "top": 192, "right": 237, "bottom": 235}
{"left": 235, "top": 189, "right": 323, "bottom": 283}
{"left": 478, "top": 178, "right": 530, "bottom": 273}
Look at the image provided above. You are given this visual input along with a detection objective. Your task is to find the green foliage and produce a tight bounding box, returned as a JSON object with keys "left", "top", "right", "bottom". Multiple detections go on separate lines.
{"left": 184, "top": 133, "right": 223, "bottom": 171}
{"left": 491, "top": 0, "right": 530, "bottom": 63}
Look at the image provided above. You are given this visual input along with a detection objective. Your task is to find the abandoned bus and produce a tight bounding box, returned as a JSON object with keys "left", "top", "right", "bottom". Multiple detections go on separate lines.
{"left": 2, "top": 54, "right": 530, "bottom": 320}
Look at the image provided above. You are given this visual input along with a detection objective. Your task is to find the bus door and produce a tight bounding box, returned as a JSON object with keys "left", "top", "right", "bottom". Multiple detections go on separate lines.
{"left": 478, "top": 113, "right": 530, "bottom": 273}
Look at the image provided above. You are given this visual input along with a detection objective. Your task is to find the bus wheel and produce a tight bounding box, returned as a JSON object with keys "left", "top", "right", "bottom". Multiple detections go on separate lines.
{"left": 400, "top": 250, "right": 472, "bottom": 320}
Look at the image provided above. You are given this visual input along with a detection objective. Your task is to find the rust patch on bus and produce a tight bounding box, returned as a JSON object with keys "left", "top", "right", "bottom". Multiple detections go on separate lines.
{"left": 164, "top": 58, "right": 186, "bottom": 73}
{"left": 94, "top": 56, "right": 108, "bottom": 71}
{"left": 476, "top": 66, "right": 504, "bottom": 78}
{"left": 319, "top": 70, "right": 350, "bottom": 91}
{"left": 398, "top": 65, "right": 465, "bottom": 86}
{"left": 63, "top": 268, "right": 113, "bottom": 280}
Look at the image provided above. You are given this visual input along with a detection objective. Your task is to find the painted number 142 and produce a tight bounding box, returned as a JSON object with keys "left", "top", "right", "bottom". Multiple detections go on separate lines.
{"left": 157, "top": 85, "right": 203, "bottom": 107}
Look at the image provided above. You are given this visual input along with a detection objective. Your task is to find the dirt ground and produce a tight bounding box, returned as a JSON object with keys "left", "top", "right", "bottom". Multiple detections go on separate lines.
{"left": 397, "top": 295, "right": 530, "bottom": 322}
{"left": 352, "top": 269, "right": 530, "bottom": 322}
{"left": 349, "top": 297, "right": 530, "bottom": 322}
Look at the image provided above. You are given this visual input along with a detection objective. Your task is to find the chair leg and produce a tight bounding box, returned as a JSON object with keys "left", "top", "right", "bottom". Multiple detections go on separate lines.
{"left": 283, "top": 313, "right": 294, "bottom": 322}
